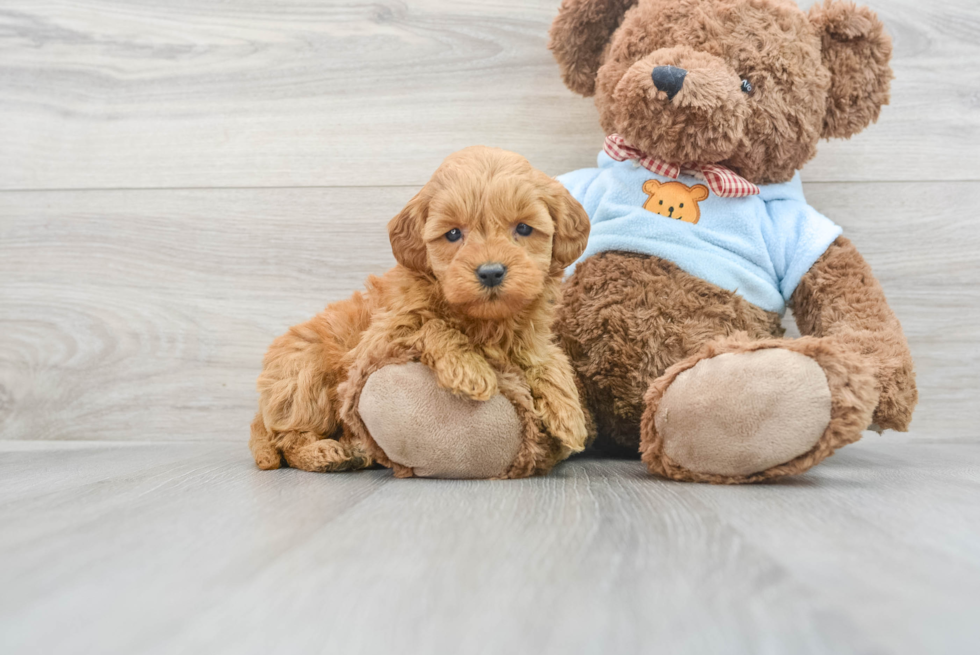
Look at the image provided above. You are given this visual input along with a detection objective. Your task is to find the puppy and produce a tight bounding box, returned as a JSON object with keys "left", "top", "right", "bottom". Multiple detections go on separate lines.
{"left": 249, "top": 147, "right": 591, "bottom": 477}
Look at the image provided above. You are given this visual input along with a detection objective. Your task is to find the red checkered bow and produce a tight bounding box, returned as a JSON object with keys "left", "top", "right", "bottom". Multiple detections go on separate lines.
{"left": 603, "top": 134, "right": 760, "bottom": 198}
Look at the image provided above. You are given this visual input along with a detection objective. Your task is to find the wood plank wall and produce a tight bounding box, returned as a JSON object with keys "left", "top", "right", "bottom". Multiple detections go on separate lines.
{"left": 1, "top": 0, "right": 978, "bottom": 442}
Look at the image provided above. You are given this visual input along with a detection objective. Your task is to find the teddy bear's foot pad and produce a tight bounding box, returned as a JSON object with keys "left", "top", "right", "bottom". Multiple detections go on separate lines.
{"left": 655, "top": 349, "right": 831, "bottom": 477}
{"left": 359, "top": 362, "right": 523, "bottom": 479}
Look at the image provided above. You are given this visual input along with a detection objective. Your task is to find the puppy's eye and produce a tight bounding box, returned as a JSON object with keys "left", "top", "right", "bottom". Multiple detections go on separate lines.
{"left": 445, "top": 228, "right": 463, "bottom": 242}
{"left": 741, "top": 79, "right": 754, "bottom": 95}
{"left": 515, "top": 223, "right": 533, "bottom": 237}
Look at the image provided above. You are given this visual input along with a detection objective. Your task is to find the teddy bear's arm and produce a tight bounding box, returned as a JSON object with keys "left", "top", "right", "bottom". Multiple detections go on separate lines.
{"left": 789, "top": 236, "right": 917, "bottom": 431}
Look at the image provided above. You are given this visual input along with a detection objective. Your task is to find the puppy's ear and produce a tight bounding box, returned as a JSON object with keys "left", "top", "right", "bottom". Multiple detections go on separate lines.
{"left": 549, "top": 0, "right": 639, "bottom": 97}
{"left": 541, "top": 175, "right": 591, "bottom": 274}
{"left": 388, "top": 188, "right": 431, "bottom": 273}
{"left": 809, "top": 0, "right": 893, "bottom": 139}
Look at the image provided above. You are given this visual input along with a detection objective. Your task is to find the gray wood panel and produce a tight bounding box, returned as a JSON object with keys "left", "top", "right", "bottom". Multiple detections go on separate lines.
{"left": 1, "top": 182, "right": 977, "bottom": 443}
{"left": 1, "top": 0, "right": 978, "bottom": 190}
{"left": 0, "top": 186, "right": 404, "bottom": 442}
{"left": 2, "top": 1, "right": 979, "bottom": 651}
{"left": 0, "top": 440, "right": 978, "bottom": 655}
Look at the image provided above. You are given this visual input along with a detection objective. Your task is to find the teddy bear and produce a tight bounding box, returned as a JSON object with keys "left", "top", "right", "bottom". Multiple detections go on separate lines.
{"left": 546, "top": 0, "right": 918, "bottom": 482}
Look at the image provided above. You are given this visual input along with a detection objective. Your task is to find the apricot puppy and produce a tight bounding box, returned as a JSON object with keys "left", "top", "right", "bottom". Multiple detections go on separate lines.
{"left": 249, "top": 147, "right": 591, "bottom": 478}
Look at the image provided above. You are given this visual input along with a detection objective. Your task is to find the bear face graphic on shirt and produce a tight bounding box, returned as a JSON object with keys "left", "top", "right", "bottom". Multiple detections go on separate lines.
{"left": 642, "top": 180, "right": 710, "bottom": 224}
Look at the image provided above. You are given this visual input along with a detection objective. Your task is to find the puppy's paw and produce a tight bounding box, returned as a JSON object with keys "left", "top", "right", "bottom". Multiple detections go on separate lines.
{"left": 436, "top": 354, "right": 498, "bottom": 402}
{"left": 283, "top": 437, "right": 362, "bottom": 473}
{"left": 537, "top": 397, "right": 589, "bottom": 454}
{"left": 457, "top": 373, "right": 498, "bottom": 402}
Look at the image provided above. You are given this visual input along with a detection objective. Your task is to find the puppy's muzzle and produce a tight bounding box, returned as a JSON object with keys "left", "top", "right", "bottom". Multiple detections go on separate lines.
{"left": 476, "top": 263, "right": 507, "bottom": 289}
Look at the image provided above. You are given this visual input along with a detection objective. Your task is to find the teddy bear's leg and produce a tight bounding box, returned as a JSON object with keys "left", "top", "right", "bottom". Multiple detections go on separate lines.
{"left": 639, "top": 335, "right": 879, "bottom": 483}
{"left": 353, "top": 362, "right": 559, "bottom": 479}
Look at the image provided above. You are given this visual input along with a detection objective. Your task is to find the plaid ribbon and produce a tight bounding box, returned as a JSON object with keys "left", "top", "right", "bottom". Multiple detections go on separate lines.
{"left": 603, "top": 134, "right": 760, "bottom": 198}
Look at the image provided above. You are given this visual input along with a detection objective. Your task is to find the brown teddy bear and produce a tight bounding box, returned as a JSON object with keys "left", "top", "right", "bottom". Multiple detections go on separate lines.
{"left": 549, "top": 0, "right": 918, "bottom": 482}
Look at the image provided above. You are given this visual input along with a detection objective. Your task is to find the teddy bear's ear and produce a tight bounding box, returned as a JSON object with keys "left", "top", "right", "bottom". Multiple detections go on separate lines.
{"left": 808, "top": 0, "right": 894, "bottom": 140}
{"left": 549, "top": 0, "right": 639, "bottom": 97}
{"left": 388, "top": 188, "right": 431, "bottom": 274}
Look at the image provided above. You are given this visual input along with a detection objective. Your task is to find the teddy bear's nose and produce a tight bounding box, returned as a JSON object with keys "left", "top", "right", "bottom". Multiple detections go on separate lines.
{"left": 652, "top": 66, "right": 687, "bottom": 101}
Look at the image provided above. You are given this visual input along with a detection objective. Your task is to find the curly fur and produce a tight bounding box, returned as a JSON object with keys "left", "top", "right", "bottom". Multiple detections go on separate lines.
{"left": 549, "top": 0, "right": 640, "bottom": 96}
{"left": 558, "top": 240, "right": 916, "bottom": 481}
{"left": 555, "top": 251, "right": 784, "bottom": 455}
{"left": 808, "top": 0, "right": 893, "bottom": 139}
{"left": 604, "top": 45, "right": 752, "bottom": 165}
{"left": 790, "top": 237, "right": 917, "bottom": 431}
{"left": 250, "top": 147, "right": 591, "bottom": 478}
{"left": 550, "top": 0, "right": 892, "bottom": 184}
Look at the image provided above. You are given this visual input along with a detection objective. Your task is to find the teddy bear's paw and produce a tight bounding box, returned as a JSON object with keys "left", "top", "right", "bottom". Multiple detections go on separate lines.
{"left": 359, "top": 362, "right": 523, "bottom": 479}
{"left": 650, "top": 349, "right": 831, "bottom": 479}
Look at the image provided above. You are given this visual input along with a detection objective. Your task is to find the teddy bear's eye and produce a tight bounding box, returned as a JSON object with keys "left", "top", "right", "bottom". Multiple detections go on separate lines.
{"left": 741, "top": 79, "right": 754, "bottom": 95}
{"left": 659, "top": 200, "right": 664, "bottom": 205}
{"left": 445, "top": 228, "right": 463, "bottom": 242}
{"left": 680, "top": 203, "right": 684, "bottom": 208}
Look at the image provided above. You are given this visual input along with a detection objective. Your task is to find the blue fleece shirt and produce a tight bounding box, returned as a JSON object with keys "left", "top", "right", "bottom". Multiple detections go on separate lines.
{"left": 558, "top": 151, "right": 842, "bottom": 315}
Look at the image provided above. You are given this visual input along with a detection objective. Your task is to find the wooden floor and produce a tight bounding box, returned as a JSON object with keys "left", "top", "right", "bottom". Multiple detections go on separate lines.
{"left": 2, "top": 438, "right": 980, "bottom": 655}
{"left": 2, "top": 1, "right": 979, "bottom": 653}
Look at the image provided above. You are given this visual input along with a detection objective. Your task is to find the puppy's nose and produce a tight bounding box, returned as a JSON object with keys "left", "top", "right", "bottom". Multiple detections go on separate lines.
{"left": 652, "top": 65, "right": 687, "bottom": 101}
{"left": 476, "top": 263, "right": 507, "bottom": 288}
